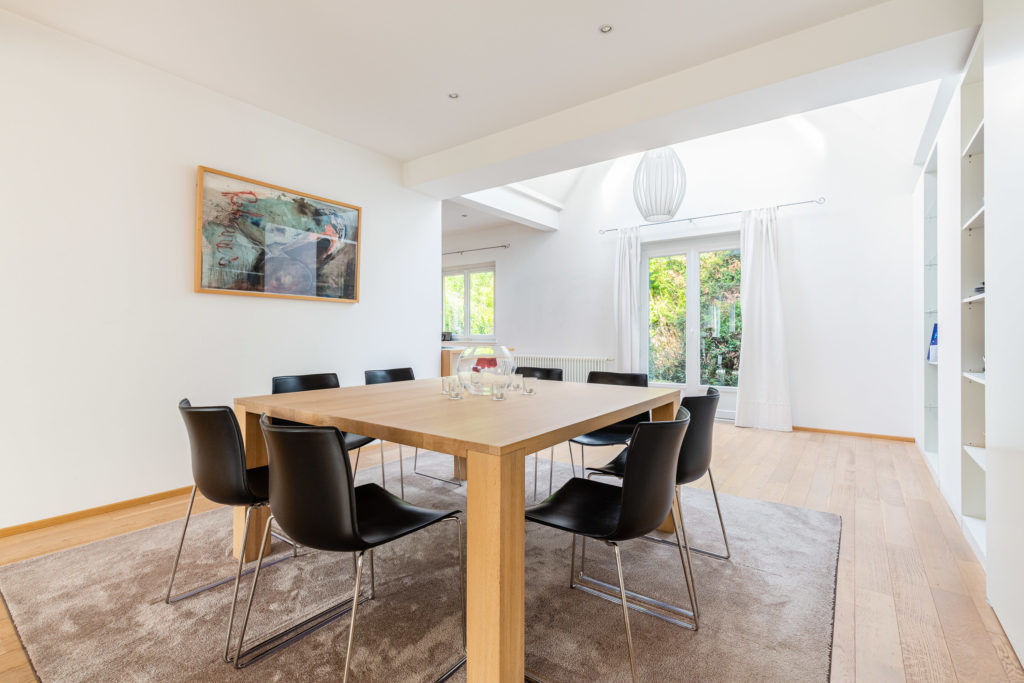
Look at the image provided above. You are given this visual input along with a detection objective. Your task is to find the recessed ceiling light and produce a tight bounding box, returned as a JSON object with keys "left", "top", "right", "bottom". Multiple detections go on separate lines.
{"left": 599, "top": 24, "right": 613, "bottom": 34}
{"left": 448, "top": 92, "right": 460, "bottom": 99}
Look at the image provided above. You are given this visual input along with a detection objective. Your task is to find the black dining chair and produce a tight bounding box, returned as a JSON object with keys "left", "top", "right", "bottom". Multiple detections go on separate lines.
{"left": 168, "top": 399, "right": 297, "bottom": 663}
{"left": 232, "top": 416, "right": 465, "bottom": 681}
{"left": 363, "top": 367, "right": 418, "bottom": 496}
{"left": 525, "top": 414, "right": 692, "bottom": 682}
{"left": 568, "top": 371, "right": 650, "bottom": 475}
{"left": 515, "top": 366, "right": 565, "bottom": 500}
{"left": 588, "top": 387, "right": 729, "bottom": 560}
{"left": 271, "top": 373, "right": 384, "bottom": 490}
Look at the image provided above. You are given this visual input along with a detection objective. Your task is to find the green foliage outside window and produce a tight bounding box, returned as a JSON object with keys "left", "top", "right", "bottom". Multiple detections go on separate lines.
{"left": 699, "top": 250, "right": 742, "bottom": 387}
{"left": 443, "top": 274, "right": 464, "bottom": 336}
{"left": 469, "top": 271, "right": 494, "bottom": 336}
{"left": 648, "top": 249, "right": 742, "bottom": 387}
{"left": 648, "top": 255, "right": 687, "bottom": 383}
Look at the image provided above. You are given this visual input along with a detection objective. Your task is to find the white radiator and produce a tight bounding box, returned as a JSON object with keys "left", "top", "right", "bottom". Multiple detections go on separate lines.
{"left": 512, "top": 354, "right": 613, "bottom": 383}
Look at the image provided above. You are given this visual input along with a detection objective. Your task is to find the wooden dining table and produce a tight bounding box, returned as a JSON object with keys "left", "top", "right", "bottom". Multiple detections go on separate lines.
{"left": 233, "top": 377, "right": 680, "bottom": 682}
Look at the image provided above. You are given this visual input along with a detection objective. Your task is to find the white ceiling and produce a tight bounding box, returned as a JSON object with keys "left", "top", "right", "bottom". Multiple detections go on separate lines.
{"left": 0, "top": 0, "right": 889, "bottom": 161}
{"left": 441, "top": 201, "right": 510, "bottom": 234}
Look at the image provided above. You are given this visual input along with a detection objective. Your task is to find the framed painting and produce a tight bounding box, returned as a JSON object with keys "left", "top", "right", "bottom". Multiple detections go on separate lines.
{"left": 194, "top": 166, "right": 361, "bottom": 302}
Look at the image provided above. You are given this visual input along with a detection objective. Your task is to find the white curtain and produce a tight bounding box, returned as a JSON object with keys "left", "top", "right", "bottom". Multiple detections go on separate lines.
{"left": 614, "top": 226, "right": 643, "bottom": 372}
{"left": 735, "top": 208, "right": 793, "bottom": 431}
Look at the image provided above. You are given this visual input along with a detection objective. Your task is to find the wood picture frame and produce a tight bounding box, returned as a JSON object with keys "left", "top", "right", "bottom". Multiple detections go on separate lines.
{"left": 194, "top": 166, "right": 361, "bottom": 303}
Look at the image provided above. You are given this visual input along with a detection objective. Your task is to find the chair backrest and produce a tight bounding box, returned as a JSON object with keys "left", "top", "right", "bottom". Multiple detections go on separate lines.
{"left": 271, "top": 373, "right": 340, "bottom": 394}
{"left": 587, "top": 370, "right": 648, "bottom": 387}
{"left": 259, "top": 415, "right": 365, "bottom": 552}
{"left": 676, "top": 387, "right": 720, "bottom": 485}
{"left": 364, "top": 367, "right": 415, "bottom": 385}
{"left": 609, "top": 413, "right": 690, "bottom": 541}
{"left": 177, "top": 399, "right": 257, "bottom": 506}
{"left": 587, "top": 370, "right": 650, "bottom": 427}
{"left": 515, "top": 366, "right": 564, "bottom": 381}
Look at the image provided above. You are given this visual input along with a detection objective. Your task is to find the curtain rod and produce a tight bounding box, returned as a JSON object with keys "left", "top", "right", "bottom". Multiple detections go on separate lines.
{"left": 442, "top": 243, "right": 510, "bottom": 256}
{"left": 598, "top": 197, "right": 826, "bottom": 235}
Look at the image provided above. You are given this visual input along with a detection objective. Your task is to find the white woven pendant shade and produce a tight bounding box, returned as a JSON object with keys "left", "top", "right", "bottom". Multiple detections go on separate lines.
{"left": 632, "top": 147, "right": 686, "bottom": 222}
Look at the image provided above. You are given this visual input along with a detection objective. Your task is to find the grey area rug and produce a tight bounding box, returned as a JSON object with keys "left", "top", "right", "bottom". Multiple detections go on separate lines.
{"left": 0, "top": 454, "right": 840, "bottom": 682}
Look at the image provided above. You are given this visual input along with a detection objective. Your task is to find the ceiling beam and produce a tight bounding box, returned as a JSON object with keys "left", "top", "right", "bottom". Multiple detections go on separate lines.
{"left": 403, "top": 0, "right": 980, "bottom": 198}
{"left": 450, "top": 185, "right": 561, "bottom": 232}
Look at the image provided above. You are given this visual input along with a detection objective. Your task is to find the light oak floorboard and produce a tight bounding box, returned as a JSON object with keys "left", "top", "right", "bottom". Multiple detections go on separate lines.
{"left": 1, "top": 427, "right": 1020, "bottom": 681}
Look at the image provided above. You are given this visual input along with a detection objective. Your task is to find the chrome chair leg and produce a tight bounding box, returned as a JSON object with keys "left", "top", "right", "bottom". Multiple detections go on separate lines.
{"left": 413, "top": 447, "right": 464, "bottom": 487}
{"left": 673, "top": 489, "right": 700, "bottom": 621}
{"left": 232, "top": 516, "right": 372, "bottom": 669}
{"left": 548, "top": 446, "right": 555, "bottom": 498}
{"left": 398, "top": 444, "right": 405, "bottom": 499}
{"left": 573, "top": 484, "right": 697, "bottom": 630}
{"left": 445, "top": 516, "right": 466, "bottom": 648}
{"left": 166, "top": 490, "right": 292, "bottom": 605}
{"left": 165, "top": 486, "right": 197, "bottom": 604}
{"left": 533, "top": 452, "right": 539, "bottom": 501}
{"left": 368, "top": 548, "right": 376, "bottom": 599}
{"left": 342, "top": 552, "right": 366, "bottom": 683}
{"left": 569, "top": 534, "right": 578, "bottom": 588}
{"left": 568, "top": 441, "right": 577, "bottom": 477}
{"left": 380, "top": 440, "right": 387, "bottom": 490}
{"left": 353, "top": 447, "right": 361, "bottom": 474}
{"left": 223, "top": 503, "right": 257, "bottom": 662}
{"left": 234, "top": 515, "right": 276, "bottom": 668}
{"left": 705, "top": 469, "right": 731, "bottom": 559}
{"left": 611, "top": 542, "right": 639, "bottom": 683}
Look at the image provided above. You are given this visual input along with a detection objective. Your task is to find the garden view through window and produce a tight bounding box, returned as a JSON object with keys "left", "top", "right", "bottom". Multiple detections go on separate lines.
{"left": 443, "top": 266, "right": 495, "bottom": 339}
{"left": 648, "top": 244, "right": 741, "bottom": 387}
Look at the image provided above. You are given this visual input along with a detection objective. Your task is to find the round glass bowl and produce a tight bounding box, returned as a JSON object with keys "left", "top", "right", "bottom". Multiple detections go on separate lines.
{"left": 456, "top": 345, "right": 515, "bottom": 396}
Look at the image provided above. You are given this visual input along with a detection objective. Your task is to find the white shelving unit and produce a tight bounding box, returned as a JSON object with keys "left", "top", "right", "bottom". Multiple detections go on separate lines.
{"left": 964, "top": 445, "right": 987, "bottom": 470}
{"left": 959, "top": 42, "right": 986, "bottom": 566}
{"left": 922, "top": 149, "right": 939, "bottom": 466}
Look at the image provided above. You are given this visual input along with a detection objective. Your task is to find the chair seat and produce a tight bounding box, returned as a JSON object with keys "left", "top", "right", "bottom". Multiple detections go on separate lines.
{"left": 585, "top": 447, "right": 628, "bottom": 479}
{"left": 570, "top": 426, "right": 635, "bottom": 447}
{"left": 355, "top": 484, "right": 459, "bottom": 548}
{"left": 345, "top": 433, "right": 375, "bottom": 451}
{"left": 525, "top": 478, "right": 622, "bottom": 540}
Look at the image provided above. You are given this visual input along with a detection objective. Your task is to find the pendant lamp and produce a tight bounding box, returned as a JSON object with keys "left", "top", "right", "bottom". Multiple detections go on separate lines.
{"left": 633, "top": 147, "right": 686, "bottom": 222}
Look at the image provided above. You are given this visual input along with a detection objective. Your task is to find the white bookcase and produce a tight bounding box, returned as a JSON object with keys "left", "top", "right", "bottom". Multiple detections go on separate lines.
{"left": 959, "top": 43, "right": 986, "bottom": 562}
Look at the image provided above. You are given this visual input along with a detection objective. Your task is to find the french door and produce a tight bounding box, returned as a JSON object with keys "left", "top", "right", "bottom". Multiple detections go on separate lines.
{"left": 642, "top": 235, "right": 742, "bottom": 388}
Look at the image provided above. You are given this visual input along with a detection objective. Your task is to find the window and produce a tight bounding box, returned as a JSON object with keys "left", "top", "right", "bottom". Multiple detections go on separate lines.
{"left": 442, "top": 264, "right": 495, "bottom": 340}
{"left": 644, "top": 237, "right": 741, "bottom": 387}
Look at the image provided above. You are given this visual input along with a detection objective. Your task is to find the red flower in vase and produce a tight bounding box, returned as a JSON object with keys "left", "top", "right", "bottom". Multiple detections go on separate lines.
{"left": 474, "top": 357, "right": 498, "bottom": 370}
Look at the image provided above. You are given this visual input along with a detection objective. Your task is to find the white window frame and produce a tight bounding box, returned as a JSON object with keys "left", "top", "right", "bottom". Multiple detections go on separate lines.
{"left": 641, "top": 233, "right": 741, "bottom": 391}
{"left": 442, "top": 262, "right": 496, "bottom": 342}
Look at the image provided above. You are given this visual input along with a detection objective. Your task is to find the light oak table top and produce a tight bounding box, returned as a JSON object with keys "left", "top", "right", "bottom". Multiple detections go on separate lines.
{"left": 235, "top": 377, "right": 681, "bottom": 457}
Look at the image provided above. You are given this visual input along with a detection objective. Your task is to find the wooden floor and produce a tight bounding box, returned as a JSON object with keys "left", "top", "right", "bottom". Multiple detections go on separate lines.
{"left": 1, "top": 427, "right": 1022, "bottom": 682}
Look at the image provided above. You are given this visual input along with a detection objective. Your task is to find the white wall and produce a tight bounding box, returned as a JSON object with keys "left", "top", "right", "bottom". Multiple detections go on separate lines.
{"left": 0, "top": 11, "right": 440, "bottom": 527}
{"left": 444, "top": 106, "right": 918, "bottom": 437}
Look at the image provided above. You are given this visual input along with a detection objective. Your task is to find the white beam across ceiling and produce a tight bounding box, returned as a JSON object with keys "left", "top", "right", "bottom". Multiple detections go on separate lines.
{"left": 450, "top": 185, "right": 561, "bottom": 232}
{"left": 403, "top": 0, "right": 980, "bottom": 199}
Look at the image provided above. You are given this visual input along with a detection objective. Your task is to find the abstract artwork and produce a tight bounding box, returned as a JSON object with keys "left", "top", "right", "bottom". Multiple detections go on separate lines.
{"left": 195, "top": 167, "right": 361, "bottom": 302}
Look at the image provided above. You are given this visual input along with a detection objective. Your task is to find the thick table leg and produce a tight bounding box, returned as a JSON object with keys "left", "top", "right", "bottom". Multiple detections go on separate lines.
{"left": 652, "top": 398, "right": 682, "bottom": 534}
{"left": 466, "top": 449, "right": 525, "bottom": 682}
{"left": 233, "top": 406, "right": 271, "bottom": 562}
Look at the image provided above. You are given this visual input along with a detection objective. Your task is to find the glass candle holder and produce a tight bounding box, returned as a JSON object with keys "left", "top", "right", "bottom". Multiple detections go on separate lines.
{"left": 456, "top": 345, "right": 515, "bottom": 396}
